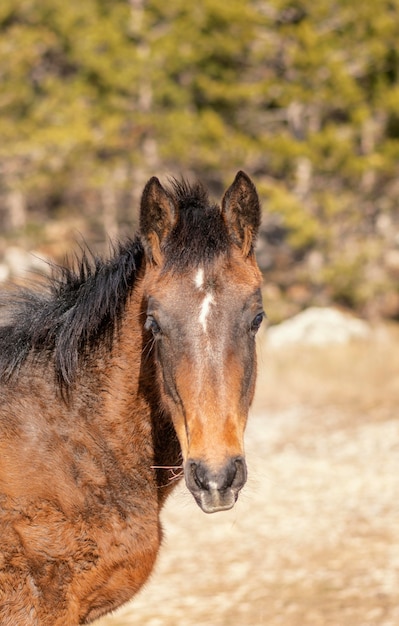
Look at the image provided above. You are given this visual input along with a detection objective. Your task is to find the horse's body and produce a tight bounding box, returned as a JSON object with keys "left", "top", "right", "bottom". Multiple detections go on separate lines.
{"left": 0, "top": 172, "right": 263, "bottom": 624}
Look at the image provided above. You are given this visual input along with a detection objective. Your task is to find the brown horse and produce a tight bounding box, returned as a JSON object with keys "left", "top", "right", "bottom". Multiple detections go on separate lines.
{"left": 0, "top": 171, "right": 264, "bottom": 624}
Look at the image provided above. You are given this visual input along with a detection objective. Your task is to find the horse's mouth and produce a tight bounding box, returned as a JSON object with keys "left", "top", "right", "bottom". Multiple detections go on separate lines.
{"left": 191, "top": 487, "right": 239, "bottom": 514}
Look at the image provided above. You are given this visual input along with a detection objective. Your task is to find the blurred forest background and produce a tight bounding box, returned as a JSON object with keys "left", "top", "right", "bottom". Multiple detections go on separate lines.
{"left": 1, "top": 0, "right": 399, "bottom": 322}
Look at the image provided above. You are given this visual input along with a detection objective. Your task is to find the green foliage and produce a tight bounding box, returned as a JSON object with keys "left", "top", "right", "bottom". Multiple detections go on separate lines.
{"left": 260, "top": 181, "right": 319, "bottom": 250}
{"left": 1, "top": 0, "right": 399, "bottom": 316}
{"left": 322, "top": 254, "right": 367, "bottom": 309}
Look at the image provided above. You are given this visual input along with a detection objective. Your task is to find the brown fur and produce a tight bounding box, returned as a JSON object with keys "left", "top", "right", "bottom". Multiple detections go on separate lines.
{"left": 0, "top": 274, "right": 175, "bottom": 624}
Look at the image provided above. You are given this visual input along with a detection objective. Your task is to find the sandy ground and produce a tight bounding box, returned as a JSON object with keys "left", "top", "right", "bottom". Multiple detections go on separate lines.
{"left": 95, "top": 325, "right": 399, "bottom": 626}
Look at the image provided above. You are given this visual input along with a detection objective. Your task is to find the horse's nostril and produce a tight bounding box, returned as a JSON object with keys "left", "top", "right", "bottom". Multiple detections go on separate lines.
{"left": 232, "top": 456, "right": 247, "bottom": 489}
{"left": 186, "top": 457, "right": 247, "bottom": 493}
{"left": 188, "top": 460, "right": 206, "bottom": 490}
{"left": 223, "top": 458, "right": 238, "bottom": 490}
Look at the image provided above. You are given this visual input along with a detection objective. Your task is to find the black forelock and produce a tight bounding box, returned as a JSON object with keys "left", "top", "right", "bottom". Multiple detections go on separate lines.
{"left": 161, "top": 178, "right": 230, "bottom": 271}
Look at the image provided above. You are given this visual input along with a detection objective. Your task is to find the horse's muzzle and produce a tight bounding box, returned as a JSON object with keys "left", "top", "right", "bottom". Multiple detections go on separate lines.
{"left": 185, "top": 456, "right": 247, "bottom": 514}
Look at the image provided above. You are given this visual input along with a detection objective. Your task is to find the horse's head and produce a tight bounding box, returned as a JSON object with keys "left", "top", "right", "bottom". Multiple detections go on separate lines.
{"left": 140, "top": 172, "right": 263, "bottom": 513}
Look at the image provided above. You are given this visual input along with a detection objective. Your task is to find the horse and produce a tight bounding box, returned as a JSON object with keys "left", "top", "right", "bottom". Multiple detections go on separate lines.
{"left": 0, "top": 171, "right": 264, "bottom": 625}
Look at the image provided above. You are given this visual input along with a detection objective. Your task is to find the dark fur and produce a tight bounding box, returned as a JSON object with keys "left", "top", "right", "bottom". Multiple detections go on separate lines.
{"left": 162, "top": 179, "right": 230, "bottom": 271}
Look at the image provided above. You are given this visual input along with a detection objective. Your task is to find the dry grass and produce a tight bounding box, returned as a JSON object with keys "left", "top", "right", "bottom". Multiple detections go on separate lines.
{"left": 255, "top": 322, "right": 399, "bottom": 415}
{"left": 95, "top": 324, "right": 399, "bottom": 626}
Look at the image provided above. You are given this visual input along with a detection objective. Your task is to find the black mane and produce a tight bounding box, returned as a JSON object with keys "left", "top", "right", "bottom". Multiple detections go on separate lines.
{"left": 0, "top": 237, "right": 144, "bottom": 388}
{"left": 162, "top": 179, "right": 230, "bottom": 271}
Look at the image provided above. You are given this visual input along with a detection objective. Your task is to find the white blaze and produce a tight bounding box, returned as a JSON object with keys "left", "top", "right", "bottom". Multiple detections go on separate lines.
{"left": 199, "top": 293, "right": 214, "bottom": 332}
{"left": 194, "top": 268, "right": 204, "bottom": 290}
{"left": 194, "top": 267, "right": 214, "bottom": 333}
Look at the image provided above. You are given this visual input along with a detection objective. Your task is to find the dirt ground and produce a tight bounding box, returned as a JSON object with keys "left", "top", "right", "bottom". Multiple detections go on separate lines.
{"left": 95, "top": 324, "right": 399, "bottom": 626}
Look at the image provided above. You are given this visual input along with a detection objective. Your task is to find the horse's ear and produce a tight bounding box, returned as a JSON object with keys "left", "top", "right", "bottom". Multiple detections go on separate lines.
{"left": 222, "top": 171, "right": 261, "bottom": 256}
{"left": 140, "top": 176, "right": 175, "bottom": 265}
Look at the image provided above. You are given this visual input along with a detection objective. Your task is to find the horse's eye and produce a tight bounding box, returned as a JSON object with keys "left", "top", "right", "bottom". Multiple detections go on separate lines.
{"left": 145, "top": 316, "right": 161, "bottom": 336}
{"left": 250, "top": 312, "right": 264, "bottom": 334}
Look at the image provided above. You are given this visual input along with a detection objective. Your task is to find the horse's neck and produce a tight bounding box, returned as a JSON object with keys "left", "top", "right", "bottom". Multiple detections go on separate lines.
{"left": 98, "top": 286, "right": 151, "bottom": 447}
{"left": 99, "top": 284, "right": 182, "bottom": 502}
